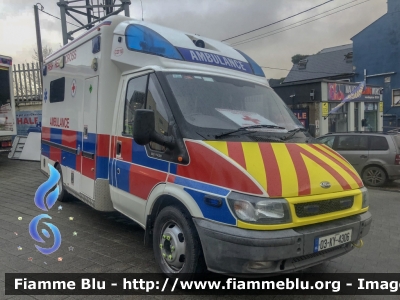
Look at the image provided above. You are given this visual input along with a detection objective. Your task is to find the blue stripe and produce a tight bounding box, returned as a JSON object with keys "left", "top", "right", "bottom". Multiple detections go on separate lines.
{"left": 115, "top": 160, "right": 130, "bottom": 193}
{"left": 132, "top": 141, "right": 169, "bottom": 172}
{"left": 96, "top": 156, "right": 109, "bottom": 179}
{"left": 174, "top": 176, "right": 229, "bottom": 196}
{"left": 184, "top": 188, "right": 235, "bottom": 225}
{"left": 169, "top": 163, "right": 177, "bottom": 175}
{"left": 42, "top": 143, "right": 50, "bottom": 157}
{"left": 83, "top": 133, "right": 96, "bottom": 153}
{"left": 61, "top": 150, "right": 76, "bottom": 169}
{"left": 50, "top": 128, "right": 62, "bottom": 144}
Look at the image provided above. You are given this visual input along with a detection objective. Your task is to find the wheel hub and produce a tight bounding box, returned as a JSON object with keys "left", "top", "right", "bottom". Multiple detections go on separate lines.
{"left": 159, "top": 222, "right": 186, "bottom": 271}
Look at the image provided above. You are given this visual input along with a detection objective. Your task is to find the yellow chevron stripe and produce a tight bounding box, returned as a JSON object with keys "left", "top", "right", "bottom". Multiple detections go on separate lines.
{"left": 271, "top": 143, "right": 298, "bottom": 197}
{"left": 302, "top": 154, "right": 343, "bottom": 194}
{"left": 204, "top": 141, "right": 229, "bottom": 156}
{"left": 242, "top": 143, "right": 267, "bottom": 191}
{"left": 298, "top": 144, "right": 359, "bottom": 189}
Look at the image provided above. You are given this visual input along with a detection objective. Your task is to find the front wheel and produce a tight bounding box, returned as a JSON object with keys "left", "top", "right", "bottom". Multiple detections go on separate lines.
{"left": 153, "top": 205, "right": 207, "bottom": 279}
{"left": 362, "top": 166, "right": 387, "bottom": 187}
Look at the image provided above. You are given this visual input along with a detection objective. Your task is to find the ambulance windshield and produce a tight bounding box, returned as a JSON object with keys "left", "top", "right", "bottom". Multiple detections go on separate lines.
{"left": 164, "top": 73, "right": 303, "bottom": 133}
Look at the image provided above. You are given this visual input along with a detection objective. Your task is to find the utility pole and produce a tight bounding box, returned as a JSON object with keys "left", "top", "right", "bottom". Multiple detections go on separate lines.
{"left": 34, "top": 4, "right": 44, "bottom": 84}
{"left": 58, "top": 0, "right": 131, "bottom": 45}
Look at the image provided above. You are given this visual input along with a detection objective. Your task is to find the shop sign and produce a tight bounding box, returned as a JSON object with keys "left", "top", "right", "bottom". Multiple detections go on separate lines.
{"left": 322, "top": 102, "right": 329, "bottom": 117}
{"left": 379, "top": 102, "right": 383, "bottom": 112}
{"left": 15, "top": 110, "right": 42, "bottom": 136}
{"left": 292, "top": 108, "right": 309, "bottom": 128}
{"left": 328, "top": 83, "right": 380, "bottom": 101}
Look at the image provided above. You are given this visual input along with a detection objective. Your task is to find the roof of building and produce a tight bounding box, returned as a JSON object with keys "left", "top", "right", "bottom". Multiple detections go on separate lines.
{"left": 283, "top": 44, "right": 354, "bottom": 84}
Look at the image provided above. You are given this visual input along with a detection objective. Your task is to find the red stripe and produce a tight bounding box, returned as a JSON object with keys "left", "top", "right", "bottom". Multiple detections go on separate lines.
{"left": 289, "top": 144, "right": 352, "bottom": 191}
{"left": 97, "top": 134, "right": 110, "bottom": 157}
{"left": 309, "top": 144, "right": 363, "bottom": 187}
{"left": 167, "top": 174, "right": 176, "bottom": 183}
{"left": 130, "top": 165, "right": 167, "bottom": 199}
{"left": 75, "top": 152, "right": 81, "bottom": 172}
{"left": 259, "top": 143, "right": 282, "bottom": 197}
{"left": 82, "top": 157, "right": 95, "bottom": 180}
{"left": 49, "top": 146, "right": 62, "bottom": 163}
{"left": 286, "top": 144, "right": 311, "bottom": 196}
{"left": 62, "top": 129, "right": 76, "bottom": 148}
{"left": 227, "top": 142, "right": 246, "bottom": 169}
{"left": 42, "top": 127, "right": 50, "bottom": 141}
{"left": 177, "top": 142, "right": 263, "bottom": 195}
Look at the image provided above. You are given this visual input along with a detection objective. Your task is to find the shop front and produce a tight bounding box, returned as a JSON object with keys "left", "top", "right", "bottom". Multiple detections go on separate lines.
{"left": 320, "top": 82, "right": 383, "bottom": 135}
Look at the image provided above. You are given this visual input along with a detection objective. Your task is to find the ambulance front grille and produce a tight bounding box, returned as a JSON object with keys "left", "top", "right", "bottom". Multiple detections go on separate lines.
{"left": 295, "top": 197, "right": 354, "bottom": 218}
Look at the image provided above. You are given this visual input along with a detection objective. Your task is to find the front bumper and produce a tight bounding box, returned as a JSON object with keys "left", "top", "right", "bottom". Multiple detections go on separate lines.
{"left": 194, "top": 211, "right": 372, "bottom": 274}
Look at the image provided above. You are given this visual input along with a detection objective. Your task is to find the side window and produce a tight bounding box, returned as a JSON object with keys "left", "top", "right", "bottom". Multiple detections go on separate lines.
{"left": 122, "top": 75, "right": 148, "bottom": 135}
{"left": 146, "top": 74, "right": 170, "bottom": 152}
{"left": 319, "top": 136, "right": 335, "bottom": 148}
{"left": 369, "top": 136, "right": 389, "bottom": 151}
{"left": 336, "top": 135, "right": 368, "bottom": 151}
{"left": 50, "top": 77, "right": 65, "bottom": 103}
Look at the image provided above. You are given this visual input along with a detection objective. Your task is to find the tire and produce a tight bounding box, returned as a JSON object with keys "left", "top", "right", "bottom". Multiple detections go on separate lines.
{"left": 362, "top": 166, "right": 387, "bottom": 187}
{"left": 153, "top": 205, "right": 207, "bottom": 280}
{"left": 55, "top": 164, "right": 69, "bottom": 202}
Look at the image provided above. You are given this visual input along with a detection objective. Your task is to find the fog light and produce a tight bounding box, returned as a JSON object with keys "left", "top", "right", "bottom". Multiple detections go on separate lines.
{"left": 248, "top": 261, "right": 274, "bottom": 270}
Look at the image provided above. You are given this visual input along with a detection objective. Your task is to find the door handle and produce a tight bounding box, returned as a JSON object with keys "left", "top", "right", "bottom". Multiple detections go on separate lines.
{"left": 117, "top": 168, "right": 120, "bottom": 174}
{"left": 360, "top": 155, "right": 368, "bottom": 159}
{"left": 116, "top": 141, "right": 122, "bottom": 156}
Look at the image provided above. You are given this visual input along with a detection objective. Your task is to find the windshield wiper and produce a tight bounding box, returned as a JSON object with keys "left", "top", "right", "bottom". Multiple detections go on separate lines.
{"left": 281, "top": 127, "right": 308, "bottom": 140}
{"left": 215, "top": 125, "right": 286, "bottom": 139}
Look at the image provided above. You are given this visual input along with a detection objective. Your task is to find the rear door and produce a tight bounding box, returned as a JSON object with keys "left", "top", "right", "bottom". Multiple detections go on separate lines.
{"left": 80, "top": 76, "right": 98, "bottom": 199}
{"left": 368, "top": 135, "right": 391, "bottom": 166}
{"left": 333, "top": 135, "right": 369, "bottom": 173}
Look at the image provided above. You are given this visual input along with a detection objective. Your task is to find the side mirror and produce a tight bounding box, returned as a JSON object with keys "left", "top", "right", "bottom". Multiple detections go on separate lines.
{"left": 133, "top": 109, "right": 175, "bottom": 149}
{"left": 133, "top": 109, "right": 154, "bottom": 145}
{"left": 361, "top": 119, "right": 367, "bottom": 127}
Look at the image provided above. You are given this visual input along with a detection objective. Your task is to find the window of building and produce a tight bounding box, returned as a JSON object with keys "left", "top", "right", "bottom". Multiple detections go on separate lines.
{"left": 123, "top": 75, "right": 148, "bottom": 135}
{"left": 335, "top": 135, "right": 368, "bottom": 151}
{"left": 49, "top": 77, "right": 65, "bottom": 103}
{"left": 393, "top": 89, "right": 400, "bottom": 107}
{"left": 364, "top": 102, "right": 378, "bottom": 132}
{"left": 146, "top": 74, "right": 170, "bottom": 152}
{"left": 328, "top": 102, "right": 348, "bottom": 133}
{"left": 369, "top": 136, "right": 389, "bottom": 151}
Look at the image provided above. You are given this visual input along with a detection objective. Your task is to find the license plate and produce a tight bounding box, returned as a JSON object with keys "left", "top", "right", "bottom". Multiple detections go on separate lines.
{"left": 314, "top": 229, "right": 352, "bottom": 252}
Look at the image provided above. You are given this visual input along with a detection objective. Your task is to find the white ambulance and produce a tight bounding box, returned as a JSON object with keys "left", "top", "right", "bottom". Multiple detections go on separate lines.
{"left": 41, "top": 15, "right": 371, "bottom": 277}
{"left": 0, "top": 55, "right": 17, "bottom": 151}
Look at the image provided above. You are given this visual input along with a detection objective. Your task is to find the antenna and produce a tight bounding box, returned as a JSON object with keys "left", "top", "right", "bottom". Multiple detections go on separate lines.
{"left": 140, "top": 0, "right": 144, "bottom": 21}
{"left": 58, "top": 0, "right": 132, "bottom": 45}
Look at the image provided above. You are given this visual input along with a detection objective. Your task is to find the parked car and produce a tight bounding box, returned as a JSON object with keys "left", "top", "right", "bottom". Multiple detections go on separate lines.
{"left": 317, "top": 132, "right": 400, "bottom": 187}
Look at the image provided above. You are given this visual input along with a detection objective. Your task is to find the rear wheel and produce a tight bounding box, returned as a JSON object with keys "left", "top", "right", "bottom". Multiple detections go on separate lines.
{"left": 362, "top": 166, "right": 387, "bottom": 187}
{"left": 55, "top": 164, "right": 69, "bottom": 202}
{"left": 153, "top": 205, "right": 207, "bottom": 279}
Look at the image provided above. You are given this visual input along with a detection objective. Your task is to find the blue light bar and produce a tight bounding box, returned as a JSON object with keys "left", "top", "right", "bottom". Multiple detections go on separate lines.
{"left": 125, "top": 24, "right": 183, "bottom": 60}
{"left": 235, "top": 49, "right": 265, "bottom": 77}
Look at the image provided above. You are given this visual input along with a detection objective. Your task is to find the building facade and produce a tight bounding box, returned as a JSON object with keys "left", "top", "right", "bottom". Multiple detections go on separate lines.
{"left": 351, "top": 0, "right": 400, "bottom": 131}
{"left": 274, "top": 80, "right": 383, "bottom": 137}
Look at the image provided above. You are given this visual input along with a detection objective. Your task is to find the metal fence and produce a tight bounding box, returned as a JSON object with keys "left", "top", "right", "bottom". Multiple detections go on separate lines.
{"left": 13, "top": 63, "right": 42, "bottom": 103}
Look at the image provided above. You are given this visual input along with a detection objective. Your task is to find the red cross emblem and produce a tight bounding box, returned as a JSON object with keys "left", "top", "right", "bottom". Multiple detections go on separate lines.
{"left": 242, "top": 115, "right": 260, "bottom": 124}
{"left": 71, "top": 79, "right": 76, "bottom": 97}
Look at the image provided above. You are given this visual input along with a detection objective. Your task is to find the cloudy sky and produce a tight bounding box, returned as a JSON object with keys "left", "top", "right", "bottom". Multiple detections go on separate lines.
{"left": 0, "top": 0, "right": 388, "bottom": 78}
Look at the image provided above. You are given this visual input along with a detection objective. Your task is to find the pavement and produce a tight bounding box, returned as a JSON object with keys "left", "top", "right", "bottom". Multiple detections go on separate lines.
{"left": 1, "top": 152, "right": 400, "bottom": 300}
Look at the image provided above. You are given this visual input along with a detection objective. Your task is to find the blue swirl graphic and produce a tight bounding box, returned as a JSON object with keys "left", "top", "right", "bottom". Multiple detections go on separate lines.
{"left": 29, "top": 214, "right": 61, "bottom": 255}
{"left": 34, "top": 164, "right": 60, "bottom": 211}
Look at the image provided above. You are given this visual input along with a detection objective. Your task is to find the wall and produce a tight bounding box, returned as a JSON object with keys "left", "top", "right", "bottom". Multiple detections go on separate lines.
{"left": 352, "top": 0, "right": 400, "bottom": 128}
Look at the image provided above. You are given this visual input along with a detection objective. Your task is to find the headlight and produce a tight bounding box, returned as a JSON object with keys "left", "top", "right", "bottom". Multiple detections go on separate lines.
{"left": 228, "top": 192, "right": 291, "bottom": 224}
{"left": 361, "top": 187, "right": 369, "bottom": 208}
